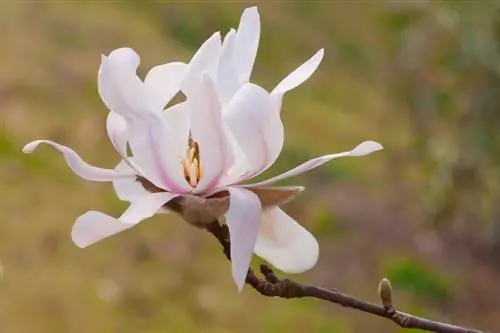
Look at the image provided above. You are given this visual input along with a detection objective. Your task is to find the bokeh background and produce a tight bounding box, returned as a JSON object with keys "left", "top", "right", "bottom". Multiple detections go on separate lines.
{"left": 1, "top": 1, "right": 500, "bottom": 332}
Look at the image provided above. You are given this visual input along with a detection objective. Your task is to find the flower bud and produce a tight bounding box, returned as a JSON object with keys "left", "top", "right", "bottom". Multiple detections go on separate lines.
{"left": 377, "top": 277, "right": 393, "bottom": 309}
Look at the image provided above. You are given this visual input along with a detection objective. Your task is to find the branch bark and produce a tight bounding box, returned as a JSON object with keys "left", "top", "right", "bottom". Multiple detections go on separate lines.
{"left": 205, "top": 220, "right": 485, "bottom": 333}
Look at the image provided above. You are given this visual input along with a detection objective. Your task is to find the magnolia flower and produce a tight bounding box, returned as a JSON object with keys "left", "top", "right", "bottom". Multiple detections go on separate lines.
{"left": 180, "top": 6, "right": 324, "bottom": 110}
{"left": 22, "top": 7, "right": 383, "bottom": 291}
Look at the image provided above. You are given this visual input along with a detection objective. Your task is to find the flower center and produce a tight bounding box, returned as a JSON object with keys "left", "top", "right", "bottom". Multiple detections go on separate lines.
{"left": 180, "top": 135, "right": 203, "bottom": 187}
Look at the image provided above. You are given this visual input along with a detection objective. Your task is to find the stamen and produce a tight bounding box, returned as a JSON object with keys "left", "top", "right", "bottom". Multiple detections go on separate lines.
{"left": 193, "top": 158, "right": 200, "bottom": 181}
{"left": 189, "top": 147, "right": 196, "bottom": 162}
{"left": 198, "top": 161, "right": 203, "bottom": 180}
{"left": 189, "top": 163, "right": 198, "bottom": 187}
{"left": 181, "top": 134, "right": 202, "bottom": 188}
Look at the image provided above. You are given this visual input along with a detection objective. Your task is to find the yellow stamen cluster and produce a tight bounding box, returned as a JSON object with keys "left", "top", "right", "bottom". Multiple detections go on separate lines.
{"left": 181, "top": 136, "right": 203, "bottom": 187}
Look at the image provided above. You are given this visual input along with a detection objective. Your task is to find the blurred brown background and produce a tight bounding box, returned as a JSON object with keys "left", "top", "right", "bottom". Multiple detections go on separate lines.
{"left": 1, "top": 1, "right": 500, "bottom": 332}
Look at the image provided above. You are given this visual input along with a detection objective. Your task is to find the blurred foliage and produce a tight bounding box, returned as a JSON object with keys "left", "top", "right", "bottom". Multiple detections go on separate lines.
{"left": 1, "top": 1, "right": 500, "bottom": 332}
{"left": 383, "top": 256, "right": 454, "bottom": 303}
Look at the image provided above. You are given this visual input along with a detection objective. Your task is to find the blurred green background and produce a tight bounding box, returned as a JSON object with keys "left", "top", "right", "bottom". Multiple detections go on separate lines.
{"left": 1, "top": 1, "right": 500, "bottom": 332}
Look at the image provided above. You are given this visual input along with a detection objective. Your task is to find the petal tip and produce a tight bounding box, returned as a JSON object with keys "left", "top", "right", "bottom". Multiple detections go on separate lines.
{"left": 231, "top": 264, "right": 247, "bottom": 292}
{"left": 244, "top": 6, "right": 259, "bottom": 15}
{"left": 22, "top": 141, "right": 38, "bottom": 154}
{"left": 211, "top": 31, "right": 222, "bottom": 41}
{"left": 236, "top": 280, "right": 245, "bottom": 292}
{"left": 351, "top": 141, "right": 383, "bottom": 156}
{"left": 71, "top": 217, "right": 90, "bottom": 249}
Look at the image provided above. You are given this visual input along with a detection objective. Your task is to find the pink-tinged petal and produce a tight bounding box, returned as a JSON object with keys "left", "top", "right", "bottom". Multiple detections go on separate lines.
{"left": 271, "top": 48, "right": 324, "bottom": 98}
{"left": 222, "top": 83, "right": 283, "bottom": 181}
{"left": 254, "top": 207, "right": 318, "bottom": 273}
{"left": 190, "top": 76, "right": 229, "bottom": 194}
{"left": 127, "top": 119, "right": 192, "bottom": 194}
{"left": 225, "top": 187, "right": 262, "bottom": 291}
{"left": 106, "top": 111, "right": 147, "bottom": 178}
{"left": 248, "top": 141, "right": 383, "bottom": 187}
{"left": 98, "top": 50, "right": 159, "bottom": 122}
{"left": 72, "top": 192, "right": 178, "bottom": 248}
{"left": 217, "top": 124, "right": 250, "bottom": 186}
{"left": 144, "top": 62, "right": 188, "bottom": 111}
{"left": 112, "top": 160, "right": 150, "bottom": 202}
{"left": 104, "top": 85, "right": 189, "bottom": 194}
{"left": 182, "top": 32, "right": 222, "bottom": 97}
{"left": 22, "top": 140, "right": 135, "bottom": 181}
{"left": 234, "top": 6, "right": 260, "bottom": 82}
{"left": 217, "top": 29, "right": 241, "bottom": 105}
{"left": 163, "top": 102, "right": 190, "bottom": 158}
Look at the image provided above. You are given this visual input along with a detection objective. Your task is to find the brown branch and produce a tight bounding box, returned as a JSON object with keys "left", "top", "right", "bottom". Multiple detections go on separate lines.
{"left": 205, "top": 220, "right": 486, "bottom": 333}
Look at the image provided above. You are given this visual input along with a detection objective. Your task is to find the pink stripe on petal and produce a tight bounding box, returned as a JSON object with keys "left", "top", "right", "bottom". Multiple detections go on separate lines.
{"left": 147, "top": 127, "right": 185, "bottom": 193}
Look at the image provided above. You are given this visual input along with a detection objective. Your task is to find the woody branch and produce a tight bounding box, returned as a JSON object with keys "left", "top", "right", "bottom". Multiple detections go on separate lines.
{"left": 205, "top": 220, "right": 485, "bottom": 333}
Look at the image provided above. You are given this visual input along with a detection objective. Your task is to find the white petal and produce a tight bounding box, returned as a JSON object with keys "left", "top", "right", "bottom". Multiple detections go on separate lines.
{"left": 144, "top": 62, "right": 188, "bottom": 111}
{"left": 127, "top": 119, "right": 192, "bottom": 194}
{"left": 163, "top": 101, "right": 190, "bottom": 158}
{"left": 217, "top": 29, "right": 241, "bottom": 105}
{"left": 225, "top": 187, "right": 262, "bottom": 291}
{"left": 182, "top": 32, "right": 222, "bottom": 96}
{"left": 190, "top": 76, "right": 229, "bottom": 194}
{"left": 106, "top": 111, "right": 128, "bottom": 157}
{"left": 249, "top": 141, "right": 383, "bottom": 186}
{"left": 217, "top": 124, "right": 250, "bottom": 186}
{"left": 72, "top": 192, "right": 178, "bottom": 248}
{"left": 234, "top": 6, "right": 260, "bottom": 82}
{"left": 106, "top": 110, "right": 183, "bottom": 191}
{"left": 112, "top": 160, "right": 150, "bottom": 202}
{"left": 109, "top": 47, "right": 140, "bottom": 69}
{"left": 106, "top": 111, "right": 147, "bottom": 177}
{"left": 347, "top": 140, "right": 384, "bottom": 156}
{"left": 98, "top": 50, "right": 159, "bottom": 121}
{"left": 22, "top": 140, "right": 135, "bottom": 181}
{"left": 254, "top": 207, "right": 318, "bottom": 273}
{"left": 272, "top": 49, "right": 324, "bottom": 97}
{"left": 222, "top": 83, "right": 283, "bottom": 181}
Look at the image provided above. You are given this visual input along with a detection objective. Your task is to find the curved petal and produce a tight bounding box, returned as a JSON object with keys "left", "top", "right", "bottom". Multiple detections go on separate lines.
{"left": 127, "top": 119, "right": 192, "bottom": 194}
{"left": 106, "top": 111, "right": 147, "bottom": 178}
{"left": 108, "top": 47, "right": 140, "bottom": 69}
{"left": 272, "top": 49, "right": 324, "bottom": 98}
{"left": 217, "top": 29, "right": 241, "bottom": 105}
{"left": 248, "top": 141, "right": 383, "bottom": 187}
{"left": 22, "top": 140, "right": 135, "bottom": 181}
{"left": 106, "top": 110, "right": 187, "bottom": 192}
{"left": 163, "top": 101, "right": 190, "bottom": 158}
{"left": 112, "top": 160, "right": 150, "bottom": 202}
{"left": 144, "top": 62, "right": 188, "bottom": 111}
{"left": 233, "top": 6, "right": 260, "bottom": 82}
{"left": 190, "top": 76, "right": 229, "bottom": 194}
{"left": 72, "top": 192, "right": 178, "bottom": 248}
{"left": 225, "top": 187, "right": 262, "bottom": 291}
{"left": 222, "top": 83, "right": 283, "bottom": 182}
{"left": 98, "top": 49, "right": 159, "bottom": 122}
{"left": 182, "top": 32, "right": 222, "bottom": 97}
{"left": 217, "top": 123, "right": 249, "bottom": 186}
{"left": 106, "top": 111, "right": 128, "bottom": 156}
{"left": 254, "top": 207, "right": 318, "bottom": 273}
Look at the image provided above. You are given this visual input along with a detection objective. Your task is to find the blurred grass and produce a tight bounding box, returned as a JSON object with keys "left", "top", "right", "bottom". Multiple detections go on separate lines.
{"left": 1, "top": 1, "right": 499, "bottom": 333}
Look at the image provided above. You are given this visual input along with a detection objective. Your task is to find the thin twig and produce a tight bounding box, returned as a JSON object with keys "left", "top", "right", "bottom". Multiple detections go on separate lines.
{"left": 205, "top": 220, "right": 486, "bottom": 333}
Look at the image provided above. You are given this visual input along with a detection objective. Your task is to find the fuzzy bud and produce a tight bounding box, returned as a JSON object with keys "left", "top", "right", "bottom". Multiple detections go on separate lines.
{"left": 377, "top": 277, "right": 393, "bottom": 309}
